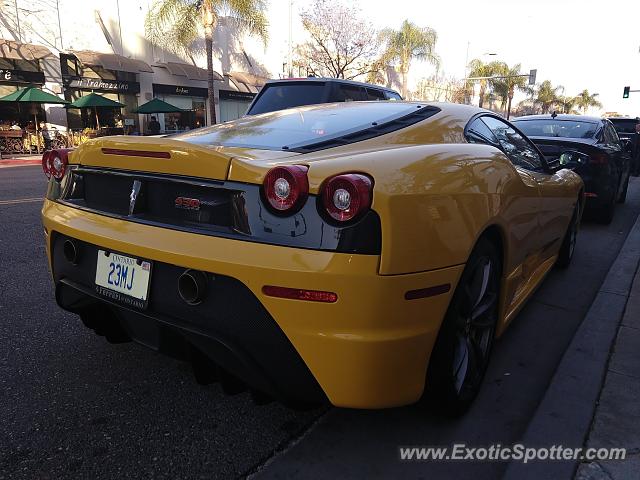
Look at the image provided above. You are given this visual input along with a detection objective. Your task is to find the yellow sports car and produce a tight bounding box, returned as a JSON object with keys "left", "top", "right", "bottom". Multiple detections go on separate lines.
{"left": 41, "top": 102, "right": 584, "bottom": 414}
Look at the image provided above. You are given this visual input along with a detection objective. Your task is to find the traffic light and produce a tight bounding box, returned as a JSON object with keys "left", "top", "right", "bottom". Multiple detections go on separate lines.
{"left": 623, "top": 86, "right": 631, "bottom": 99}
{"left": 528, "top": 69, "right": 537, "bottom": 86}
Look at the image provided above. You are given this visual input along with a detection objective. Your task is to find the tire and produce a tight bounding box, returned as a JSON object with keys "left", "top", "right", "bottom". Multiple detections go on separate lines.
{"left": 595, "top": 190, "right": 616, "bottom": 225}
{"left": 424, "top": 236, "right": 501, "bottom": 417}
{"left": 556, "top": 205, "right": 580, "bottom": 269}
{"left": 617, "top": 174, "right": 630, "bottom": 204}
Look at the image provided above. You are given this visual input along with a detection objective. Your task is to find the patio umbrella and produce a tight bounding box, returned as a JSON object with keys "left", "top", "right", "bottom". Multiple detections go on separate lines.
{"left": 67, "top": 93, "right": 124, "bottom": 130}
{"left": 0, "top": 86, "right": 69, "bottom": 153}
{"left": 134, "top": 98, "right": 185, "bottom": 114}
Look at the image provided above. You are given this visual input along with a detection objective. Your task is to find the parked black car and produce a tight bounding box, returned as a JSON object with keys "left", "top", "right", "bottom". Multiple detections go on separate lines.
{"left": 609, "top": 116, "right": 640, "bottom": 176}
{"left": 245, "top": 78, "right": 402, "bottom": 116}
{"left": 512, "top": 114, "right": 632, "bottom": 224}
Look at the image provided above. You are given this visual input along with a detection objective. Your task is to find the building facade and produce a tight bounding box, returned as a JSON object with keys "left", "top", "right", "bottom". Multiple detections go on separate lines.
{"left": 0, "top": 0, "right": 270, "bottom": 137}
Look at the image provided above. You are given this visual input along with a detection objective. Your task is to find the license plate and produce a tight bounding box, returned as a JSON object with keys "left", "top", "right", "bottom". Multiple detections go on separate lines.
{"left": 94, "top": 250, "right": 152, "bottom": 309}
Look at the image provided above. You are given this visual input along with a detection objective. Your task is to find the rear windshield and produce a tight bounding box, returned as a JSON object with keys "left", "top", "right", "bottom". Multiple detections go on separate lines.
{"left": 175, "top": 102, "right": 428, "bottom": 151}
{"left": 248, "top": 83, "right": 326, "bottom": 115}
{"left": 609, "top": 119, "right": 638, "bottom": 134}
{"left": 513, "top": 119, "right": 599, "bottom": 139}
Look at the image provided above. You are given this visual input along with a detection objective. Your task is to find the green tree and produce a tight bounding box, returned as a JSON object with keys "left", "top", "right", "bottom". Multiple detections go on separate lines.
{"left": 558, "top": 96, "right": 578, "bottom": 114}
{"left": 145, "top": 0, "right": 268, "bottom": 125}
{"left": 574, "top": 89, "right": 603, "bottom": 114}
{"left": 379, "top": 20, "right": 439, "bottom": 99}
{"left": 534, "top": 80, "right": 563, "bottom": 114}
{"left": 491, "top": 62, "right": 528, "bottom": 119}
{"left": 467, "top": 59, "right": 500, "bottom": 109}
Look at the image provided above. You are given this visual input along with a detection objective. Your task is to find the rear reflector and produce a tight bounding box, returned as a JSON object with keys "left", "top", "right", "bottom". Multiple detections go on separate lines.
{"left": 584, "top": 192, "right": 598, "bottom": 198}
{"left": 405, "top": 284, "right": 451, "bottom": 300}
{"left": 101, "top": 148, "right": 171, "bottom": 159}
{"left": 262, "top": 285, "right": 337, "bottom": 303}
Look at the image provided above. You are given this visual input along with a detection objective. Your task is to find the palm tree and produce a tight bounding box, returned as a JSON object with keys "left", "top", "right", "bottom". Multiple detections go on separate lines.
{"left": 558, "top": 96, "right": 578, "bottom": 114}
{"left": 145, "top": 0, "right": 268, "bottom": 125}
{"left": 379, "top": 20, "right": 439, "bottom": 99}
{"left": 467, "top": 59, "right": 500, "bottom": 109}
{"left": 574, "top": 89, "right": 603, "bottom": 114}
{"left": 491, "top": 62, "right": 528, "bottom": 119}
{"left": 534, "top": 80, "right": 563, "bottom": 114}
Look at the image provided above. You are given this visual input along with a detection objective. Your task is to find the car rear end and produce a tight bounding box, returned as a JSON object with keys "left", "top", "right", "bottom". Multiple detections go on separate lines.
{"left": 41, "top": 110, "right": 460, "bottom": 409}
{"left": 609, "top": 117, "right": 640, "bottom": 175}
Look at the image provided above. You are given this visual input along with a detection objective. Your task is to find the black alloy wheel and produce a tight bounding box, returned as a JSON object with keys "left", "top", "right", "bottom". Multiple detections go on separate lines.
{"left": 556, "top": 205, "right": 580, "bottom": 269}
{"left": 424, "top": 236, "right": 501, "bottom": 416}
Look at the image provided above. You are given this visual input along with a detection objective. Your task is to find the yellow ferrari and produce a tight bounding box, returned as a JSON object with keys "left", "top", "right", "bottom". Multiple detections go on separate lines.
{"left": 41, "top": 102, "right": 584, "bottom": 414}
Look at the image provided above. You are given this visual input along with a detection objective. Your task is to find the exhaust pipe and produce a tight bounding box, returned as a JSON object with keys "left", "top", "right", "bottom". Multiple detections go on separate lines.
{"left": 178, "top": 269, "right": 208, "bottom": 305}
{"left": 63, "top": 239, "right": 79, "bottom": 265}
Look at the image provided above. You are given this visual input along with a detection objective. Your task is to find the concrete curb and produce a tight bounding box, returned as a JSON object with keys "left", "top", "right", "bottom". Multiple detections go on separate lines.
{"left": 502, "top": 212, "right": 640, "bottom": 480}
{"left": 0, "top": 159, "right": 41, "bottom": 168}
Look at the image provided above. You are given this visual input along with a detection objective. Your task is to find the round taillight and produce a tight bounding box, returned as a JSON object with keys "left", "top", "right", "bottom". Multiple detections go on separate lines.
{"left": 42, "top": 151, "right": 52, "bottom": 179}
{"left": 263, "top": 165, "right": 309, "bottom": 214}
{"left": 322, "top": 174, "right": 373, "bottom": 222}
{"left": 49, "top": 148, "right": 72, "bottom": 181}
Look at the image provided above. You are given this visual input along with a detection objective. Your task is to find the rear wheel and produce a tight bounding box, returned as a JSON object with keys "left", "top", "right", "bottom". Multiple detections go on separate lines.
{"left": 556, "top": 205, "right": 580, "bottom": 269}
{"left": 617, "top": 174, "right": 630, "bottom": 204}
{"left": 595, "top": 189, "right": 616, "bottom": 224}
{"left": 424, "top": 237, "right": 501, "bottom": 416}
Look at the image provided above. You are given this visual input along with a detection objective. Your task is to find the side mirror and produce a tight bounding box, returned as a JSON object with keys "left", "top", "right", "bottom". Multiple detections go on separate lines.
{"left": 558, "top": 150, "right": 589, "bottom": 169}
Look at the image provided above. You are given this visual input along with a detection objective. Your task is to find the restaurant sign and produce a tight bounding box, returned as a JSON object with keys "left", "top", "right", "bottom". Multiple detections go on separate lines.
{"left": 64, "top": 77, "right": 140, "bottom": 94}
{"left": 0, "top": 69, "right": 46, "bottom": 84}
{"left": 153, "top": 83, "right": 208, "bottom": 98}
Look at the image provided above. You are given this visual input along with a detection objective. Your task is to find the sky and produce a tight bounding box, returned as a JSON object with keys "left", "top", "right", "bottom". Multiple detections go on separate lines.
{"left": 262, "top": 0, "right": 640, "bottom": 115}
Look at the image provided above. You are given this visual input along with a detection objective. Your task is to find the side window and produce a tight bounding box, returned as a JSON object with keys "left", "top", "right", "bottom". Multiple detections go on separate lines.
{"left": 606, "top": 123, "right": 620, "bottom": 145}
{"left": 366, "top": 88, "right": 386, "bottom": 101}
{"left": 466, "top": 117, "right": 498, "bottom": 145}
{"left": 385, "top": 91, "right": 402, "bottom": 100}
{"left": 481, "top": 116, "right": 544, "bottom": 171}
{"left": 335, "top": 85, "right": 367, "bottom": 102}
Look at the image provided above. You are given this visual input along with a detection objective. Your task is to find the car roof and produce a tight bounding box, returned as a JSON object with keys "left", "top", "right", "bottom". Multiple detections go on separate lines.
{"left": 262, "top": 77, "right": 399, "bottom": 94}
{"left": 513, "top": 114, "right": 602, "bottom": 123}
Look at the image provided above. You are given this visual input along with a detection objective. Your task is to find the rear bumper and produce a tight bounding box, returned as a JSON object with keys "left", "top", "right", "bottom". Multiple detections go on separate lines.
{"left": 43, "top": 200, "right": 463, "bottom": 408}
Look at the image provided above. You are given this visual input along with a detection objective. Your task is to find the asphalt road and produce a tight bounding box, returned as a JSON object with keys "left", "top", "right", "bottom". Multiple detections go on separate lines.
{"left": 1, "top": 165, "right": 639, "bottom": 480}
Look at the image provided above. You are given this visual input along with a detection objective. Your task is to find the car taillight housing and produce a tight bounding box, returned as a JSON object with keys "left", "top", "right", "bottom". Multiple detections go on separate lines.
{"left": 321, "top": 173, "right": 373, "bottom": 222}
{"left": 590, "top": 153, "right": 609, "bottom": 165}
{"left": 262, "top": 165, "right": 309, "bottom": 214}
{"left": 43, "top": 148, "right": 73, "bottom": 180}
{"left": 41, "top": 151, "right": 52, "bottom": 179}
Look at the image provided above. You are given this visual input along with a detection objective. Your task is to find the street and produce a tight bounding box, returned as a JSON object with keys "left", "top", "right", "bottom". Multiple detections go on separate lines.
{"left": 1, "top": 166, "right": 639, "bottom": 480}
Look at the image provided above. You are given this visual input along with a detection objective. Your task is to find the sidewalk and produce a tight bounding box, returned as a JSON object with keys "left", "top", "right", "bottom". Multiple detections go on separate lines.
{"left": 574, "top": 268, "right": 640, "bottom": 479}
{"left": 503, "top": 211, "right": 640, "bottom": 480}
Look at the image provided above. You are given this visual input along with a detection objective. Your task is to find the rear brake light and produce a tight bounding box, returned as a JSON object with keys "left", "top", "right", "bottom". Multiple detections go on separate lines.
{"left": 636, "top": 124, "right": 640, "bottom": 134}
{"left": 43, "top": 149, "right": 73, "bottom": 180}
{"left": 262, "top": 285, "right": 337, "bottom": 303}
{"left": 262, "top": 165, "right": 309, "bottom": 214}
{"left": 321, "top": 173, "right": 373, "bottom": 222}
{"left": 42, "top": 151, "right": 52, "bottom": 179}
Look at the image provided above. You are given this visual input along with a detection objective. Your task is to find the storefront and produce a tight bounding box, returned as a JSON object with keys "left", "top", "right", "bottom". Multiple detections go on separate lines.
{"left": 152, "top": 83, "right": 208, "bottom": 133}
{"left": 219, "top": 89, "right": 256, "bottom": 122}
{"left": 0, "top": 40, "right": 52, "bottom": 129}
{"left": 61, "top": 51, "right": 152, "bottom": 135}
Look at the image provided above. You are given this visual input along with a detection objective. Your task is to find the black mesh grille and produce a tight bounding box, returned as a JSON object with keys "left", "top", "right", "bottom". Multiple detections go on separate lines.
{"left": 63, "top": 170, "right": 234, "bottom": 230}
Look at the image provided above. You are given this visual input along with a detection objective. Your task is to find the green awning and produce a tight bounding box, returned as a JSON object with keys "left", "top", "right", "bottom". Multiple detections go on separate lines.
{"left": 67, "top": 92, "right": 124, "bottom": 108}
{"left": 134, "top": 98, "right": 185, "bottom": 114}
{"left": 0, "top": 86, "right": 68, "bottom": 104}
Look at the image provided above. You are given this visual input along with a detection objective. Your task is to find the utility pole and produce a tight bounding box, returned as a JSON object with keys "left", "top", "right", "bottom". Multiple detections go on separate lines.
{"left": 287, "top": 0, "right": 293, "bottom": 78}
{"left": 14, "top": 0, "right": 22, "bottom": 42}
{"left": 56, "top": 0, "right": 63, "bottom": 50}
